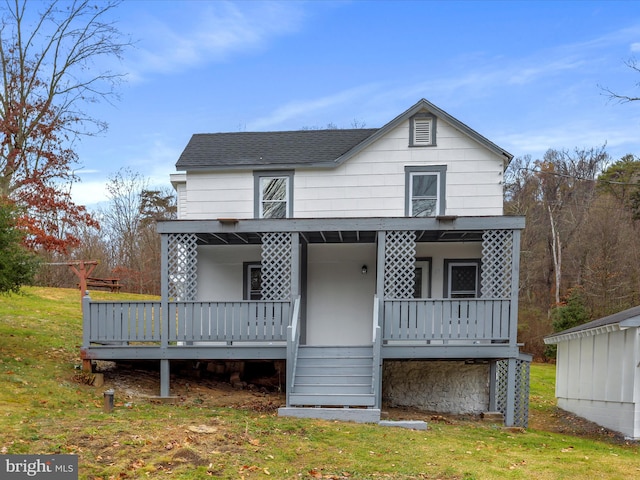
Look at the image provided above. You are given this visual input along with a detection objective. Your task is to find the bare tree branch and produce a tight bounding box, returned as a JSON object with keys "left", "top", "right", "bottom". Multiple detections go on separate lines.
{"left": 600, "top": 57, "right": 640, "bottom": 103}
{"left": 0, "top": 0, "right": 130, "bottom": 252}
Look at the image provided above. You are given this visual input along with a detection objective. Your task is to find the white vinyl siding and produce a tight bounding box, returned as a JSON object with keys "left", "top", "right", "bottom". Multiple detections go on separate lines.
{"left": 554, "top": 326, "right": 640, "bottom": 439}
{"left": 170, "top": 173, "right": 187, "bottom": 219}
{"left": 180, "top": 118, "right": 505, "bottom": 219}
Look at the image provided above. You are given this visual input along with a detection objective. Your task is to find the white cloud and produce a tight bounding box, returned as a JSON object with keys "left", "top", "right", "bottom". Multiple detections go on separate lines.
{"left": 72, "top": 137, "right": 182, "bottom": 209}
{"left": 70, "top": 179, "right": 110, "bottom": 208}
{"left": 250, "top": 84, "right": 381, "bottom": 130}
{"left": 124, "top": 1, "right": 305, "bottom": 81}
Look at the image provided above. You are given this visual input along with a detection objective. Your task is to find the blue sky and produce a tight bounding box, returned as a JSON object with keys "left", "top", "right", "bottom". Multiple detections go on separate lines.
{"left": 71, "top": 0, "right": 640, "bottom": 207}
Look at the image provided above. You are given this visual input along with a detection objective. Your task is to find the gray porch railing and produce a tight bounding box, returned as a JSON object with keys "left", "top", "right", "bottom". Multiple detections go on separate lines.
{"left": 84, "top": 300, "right": 162, "bottom": 345}
{"left": 84, "top": 297, "right": 512, "bottom": 346}
{"left": 83, "top": 298, "right": 292, "bottom": 345}
{"left": 382, "top": 299, "right": 511, "bottom": 342}
{"left": 169, "top": 301, "right": 291, "bottom": 342}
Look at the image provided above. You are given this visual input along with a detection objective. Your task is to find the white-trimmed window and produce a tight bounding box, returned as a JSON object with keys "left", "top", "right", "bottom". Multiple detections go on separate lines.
{"left": 410, "top": 113, "right": 437, "bottom": 146}
{"left": 405, "top": 166, "right": 446, "bottom": 217}
{"left": 254, "top": 171, "right": 293, "bottom": 218}
{"left": 444, "top": 260, "right": 480, "bottom": 298}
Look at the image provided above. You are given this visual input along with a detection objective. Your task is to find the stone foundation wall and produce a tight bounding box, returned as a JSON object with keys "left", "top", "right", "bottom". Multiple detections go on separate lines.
{"left": 382, "top": 360, "right": 490, "bottom": 414}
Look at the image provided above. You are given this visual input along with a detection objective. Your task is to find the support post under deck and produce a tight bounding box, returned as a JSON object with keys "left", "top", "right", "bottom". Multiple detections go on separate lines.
{"left": 160, "top": 359, "right": 170, "bottom": 397}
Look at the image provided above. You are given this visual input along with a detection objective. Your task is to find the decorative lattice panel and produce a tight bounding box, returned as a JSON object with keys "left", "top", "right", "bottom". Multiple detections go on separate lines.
{"left": 481, "top": 230, "right": 514, "bottom": 298}
{"left": 495, "top": 358, "right": 530, "bottom": 427}
{"left": 384, "top": 231, "right": 416, "bottom": 299}
{"left": 515, "top": 359, "right": 530, "bottom": 427}
{"left": 167, "top": 233, "right": 198, "bottom": 301}
{"left": 261, "top": 232, "right": 292, "bottom": 300}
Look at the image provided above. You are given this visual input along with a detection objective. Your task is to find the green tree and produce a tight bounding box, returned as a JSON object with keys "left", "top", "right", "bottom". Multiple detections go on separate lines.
{"left": 597, "top": 154, "right": 640, "bottom": 219}
{"left": 551, "top": 287, "right": 590, "bottom": 333}
{"left": 0, "top": 201, "right": 38, "bottom": 293}
{"left": 544, "top": 287, "right": 591, "bottom": 359}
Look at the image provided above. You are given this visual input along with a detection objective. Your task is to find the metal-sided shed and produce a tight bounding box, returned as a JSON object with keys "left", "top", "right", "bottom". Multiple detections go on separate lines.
{"left": 544, "top": 306, "right": 640, "bottom": 440}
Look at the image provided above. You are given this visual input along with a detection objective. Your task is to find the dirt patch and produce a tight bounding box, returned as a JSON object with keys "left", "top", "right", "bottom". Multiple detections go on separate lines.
{"left": 91, "top": 360, "right": 285, "bottom": 411}
{"left": 529, "top": 406, "right": 632, "bottom": 443}
{"left": 381, "top": 405, "right": 635, "bottom": 444}
{"left": 87, "top": 360, "right": 634, "bottom": 446}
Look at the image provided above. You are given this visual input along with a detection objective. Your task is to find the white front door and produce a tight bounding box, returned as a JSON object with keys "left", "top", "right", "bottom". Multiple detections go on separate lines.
{"left": 305, "top": 244, "right": 376, "bottom": 345}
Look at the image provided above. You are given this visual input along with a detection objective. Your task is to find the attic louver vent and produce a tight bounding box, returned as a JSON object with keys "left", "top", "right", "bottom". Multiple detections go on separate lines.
{"left": 413, "top": 118, "right": 432, "bottom": 145}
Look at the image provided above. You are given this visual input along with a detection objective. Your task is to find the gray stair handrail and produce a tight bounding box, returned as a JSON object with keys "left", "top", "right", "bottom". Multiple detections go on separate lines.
{"left": 286, "top": 296, "right": 302, "bottom": 404}
{"left": 372, "top": 295, "right": 382, "bottom": 407}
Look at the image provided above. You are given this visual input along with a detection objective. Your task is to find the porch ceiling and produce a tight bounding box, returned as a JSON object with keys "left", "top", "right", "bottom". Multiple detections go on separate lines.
{"left": 195, "top": 230, "right": 483, "bottom": 245}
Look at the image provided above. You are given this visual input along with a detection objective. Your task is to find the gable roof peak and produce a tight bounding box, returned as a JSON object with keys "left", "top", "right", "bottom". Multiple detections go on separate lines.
{"left": 175, "top": 99, "right": 513, "bottom": 171}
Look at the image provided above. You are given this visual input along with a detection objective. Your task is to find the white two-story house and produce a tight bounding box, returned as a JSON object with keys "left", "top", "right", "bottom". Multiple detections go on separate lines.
{"left": 81, "top": 99, "right": 530, "bottom": 425}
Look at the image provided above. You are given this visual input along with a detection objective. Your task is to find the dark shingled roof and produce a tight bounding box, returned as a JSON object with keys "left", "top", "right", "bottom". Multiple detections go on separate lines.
{"left": 175, "top": 99, "right": 514, "bottom": 171}
{"left": 545, "top": 304, "right": 640, "bottom": 340}
{"left": 176, "top": 129, "right": 379, "bottom": 170}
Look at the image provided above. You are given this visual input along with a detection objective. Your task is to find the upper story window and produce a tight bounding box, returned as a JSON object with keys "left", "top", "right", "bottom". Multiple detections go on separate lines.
{"left": 405, "top": 165, "right": 447, "bottom": 217}
{"left": 410, "top": 113, "right": 437, "bottom": 147}
{"left": 254, "top": 171, "right": 294, "bottom": 218}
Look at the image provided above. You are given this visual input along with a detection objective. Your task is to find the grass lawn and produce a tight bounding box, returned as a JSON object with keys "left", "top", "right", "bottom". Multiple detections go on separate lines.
{"left": 0, "top": 287, "right": 638, "bottom": 479}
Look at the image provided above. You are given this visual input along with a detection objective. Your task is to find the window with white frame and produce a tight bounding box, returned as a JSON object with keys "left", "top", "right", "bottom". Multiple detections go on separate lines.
{"left": 405, "top": 166, "right": 446, "bottom": 217}
{"left": 254, "top": 171, "right": 293, "bottom": 218}
{"left": 444, "top": 260, "right": 480, "bottom": 298}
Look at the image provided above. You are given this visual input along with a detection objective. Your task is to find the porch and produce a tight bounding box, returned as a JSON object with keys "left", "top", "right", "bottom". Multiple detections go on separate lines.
{"left": 81, "top": 215, "right": 529, "bottom": 425}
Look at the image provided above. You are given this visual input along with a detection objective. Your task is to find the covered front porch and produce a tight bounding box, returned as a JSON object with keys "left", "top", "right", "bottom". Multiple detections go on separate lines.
{"left": 81, "top": 216, "right": 529, "bottom": 425}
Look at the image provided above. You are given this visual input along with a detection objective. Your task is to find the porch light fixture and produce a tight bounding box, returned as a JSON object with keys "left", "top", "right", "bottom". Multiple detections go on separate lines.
{"left": 217, "top": 218, "right": 239, "bottom": 225}
{"left": 361, "top": 265, "right": 368, "bottom": 275}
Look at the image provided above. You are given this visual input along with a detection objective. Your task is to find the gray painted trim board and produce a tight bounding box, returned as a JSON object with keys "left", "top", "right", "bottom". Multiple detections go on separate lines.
{"left": 158, "top": 216, "right": 526, "bottom": 234}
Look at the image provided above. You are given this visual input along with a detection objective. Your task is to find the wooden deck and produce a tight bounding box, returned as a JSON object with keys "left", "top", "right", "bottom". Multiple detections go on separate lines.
{"left": 80, "top": 295, "right": 524, "bottom": 425}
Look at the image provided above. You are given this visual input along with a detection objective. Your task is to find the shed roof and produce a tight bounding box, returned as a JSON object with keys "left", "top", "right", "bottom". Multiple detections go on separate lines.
{"left": 544, "top": 305, "right": 640, "bottom": 344}
{"left": 176, "top": 98, "right": 513, "bottom": 171}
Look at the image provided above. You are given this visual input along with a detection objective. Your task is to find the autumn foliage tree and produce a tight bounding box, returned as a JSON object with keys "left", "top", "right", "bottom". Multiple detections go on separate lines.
{"left": 0, "top": 0, "right": 128, "bottom": 253}
{"left": 505, "top": 148, "right": 640, "bottom": 358}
